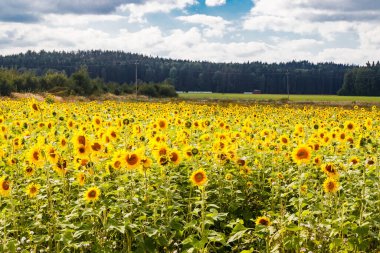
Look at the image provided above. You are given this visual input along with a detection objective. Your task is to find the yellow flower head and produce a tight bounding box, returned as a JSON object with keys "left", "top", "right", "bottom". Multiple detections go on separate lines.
{"left": 26, "top": 183, "right": 41, "bottom": 198}
{"left": 0, "top": 177, "right": 11, "bottom": 197}
{"left": 84, "top": 186, "right": 101, "bottom": 202}
{"left": 190, "top": 169, "right": 207, "bottom": 187}
{"left": 323, "top": 177, "right": 339, "bottom": 193}
{"left": 292, "top": 145, "right": 312, "bottom": 164}
{"left": 255, "top": 216, "right": 271, "bottom": 226}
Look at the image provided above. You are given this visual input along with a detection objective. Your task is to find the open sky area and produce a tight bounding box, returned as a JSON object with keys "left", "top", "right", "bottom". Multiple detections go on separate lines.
{"left": 0, "top": 0, "right": 380, "bottom": 64}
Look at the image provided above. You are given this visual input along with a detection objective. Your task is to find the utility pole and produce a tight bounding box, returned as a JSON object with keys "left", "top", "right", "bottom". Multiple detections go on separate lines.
{"left": 286, "top": 70, "right": 290, "bottom": 100}
{"left": 135, "top": 61, "right": 138, "bottom": 98}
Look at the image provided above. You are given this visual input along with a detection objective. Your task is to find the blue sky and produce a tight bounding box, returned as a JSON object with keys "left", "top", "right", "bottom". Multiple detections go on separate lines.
{"left": 0, "top": 0, "right": 379, "bottom": 64}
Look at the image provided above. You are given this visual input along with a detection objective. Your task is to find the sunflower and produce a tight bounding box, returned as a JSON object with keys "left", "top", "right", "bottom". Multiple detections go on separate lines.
{"left": 110, "top": 158, "right": 123, "bottom": 171}
{"left": 279, "top": 135, "right": 290, "bottom": 145}
{"left": 141, "top": 157, "right": 152, "bottom": 170}
{"left": 0, "top": 177, "right": 11, "bottom": 197}
{"left": 344, "top": 121, "right": 355, "bottom": 131}
{"left": 90, "top": 141, "right": 102, "bottom": 153}
{"left": 255, "top": 216, "right": 271, "bottom": 226}
{"left": 75, "top": 145, "right": 90, "bottom": 159}
{"left": 323, "top": 178, "right": 339, "bottom": 193}
{"left": 46, "top": 146, "right": 59, "bottom": 164}
{"left": 322, "top": 163, "right": 339, "bottom": 178}
{"left": 169, "top": 150, "right": 181, "bottom": 165}
{"left": 30, "top": 101, "right": 40, "bottom": 112}
{"left": 84, "top": 186, "right": 101, "bottom": 202}
{"left": 26, "top": 183, "right": 40, "bottom": 198}
{"left": 292, "top": 145, "right": 312, "bottom": 164}
{"left": 225, "top": 173, "right": 233, "bottom": 181}
{"left": 76, "top": 172, "right": 86, "bottom": 186}
{"left": 313, "top": 156, "right": 322, "bottom": 166}
{"left": 27, "top": 146, "right": 45, "bottom": 167}
{"left": 349, "top": 156, "right": 360, "bottom": 166}
{"left": 338, "top": 132, "right": 346, "bottom": 142}
{"left": 157, "top": 118, "right": 168, "bottom": 130}
{"left": 92, "top": 116, "right": 102, "bottom": 127}
{"left": 300, "top": 184, "right": 308, "bottom": 195}
{"left": 190, "top": 169, "right": 207, "bottom": 187}
{"left": 59, "top": 137, "right": 68, "bottom": 149}
{"left": 125, "top": 151, "right": 141, "bottom": 170}
{"left": 54, "top": 158, "right": 68, "bottom": 176}
{"left": 237, "top": 158, "right": 246, "bottom": 167}
{"left": 73, "top": 133, "right": 87, "bottom": 147}
{"left": 24, "top": 166, "right": 35, "bottom": 177}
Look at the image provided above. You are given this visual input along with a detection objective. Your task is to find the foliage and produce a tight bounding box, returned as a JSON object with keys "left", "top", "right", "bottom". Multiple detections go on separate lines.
{"left": 0, "top": 67, "right": 177, "bottom": 97}
{"left": 0, "top": 100, "right": 379, "bottom": 252}
{"left": 338, "top": 61, "right": 380, "bottom": 96}
{"left": 138, "top": 82, "right": 178, "bottom": 98}
{"left": 0, "top": 50, "right": 354, "bottom": 94}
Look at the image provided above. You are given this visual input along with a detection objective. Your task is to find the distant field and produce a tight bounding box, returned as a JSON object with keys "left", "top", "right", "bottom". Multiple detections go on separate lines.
{"left": 178, "top": 93, "right": 380, "bottom": 103}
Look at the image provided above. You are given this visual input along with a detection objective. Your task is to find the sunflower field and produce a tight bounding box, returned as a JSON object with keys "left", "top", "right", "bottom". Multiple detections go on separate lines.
{"left": 0, "top": 99, "right": 379, "bottom": 253}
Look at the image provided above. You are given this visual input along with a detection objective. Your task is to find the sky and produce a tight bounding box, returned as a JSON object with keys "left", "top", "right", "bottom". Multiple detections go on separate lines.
{"left": 0, "top": 0, "right": 380, "bottom": 64}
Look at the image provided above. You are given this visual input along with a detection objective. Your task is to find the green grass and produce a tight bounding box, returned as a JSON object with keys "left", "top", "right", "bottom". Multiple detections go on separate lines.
{"left": 178, "top": 93, "right": 380, "bottom": 103}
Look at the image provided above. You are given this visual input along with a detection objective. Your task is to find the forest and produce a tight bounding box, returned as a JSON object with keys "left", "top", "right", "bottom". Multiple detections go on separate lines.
{"left": 0, "top": 50, "right": 379, "bottom": 96}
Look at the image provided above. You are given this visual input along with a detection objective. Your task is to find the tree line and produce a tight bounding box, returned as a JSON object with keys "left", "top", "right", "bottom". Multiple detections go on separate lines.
{"left": 0, "top": 66, "right": 177, "bottom": 97}
{"left": 0, "top": 50, "right": 377, "bottom": 96}
{"left": 338, "top": 61, "right": 380, "bottom": 96}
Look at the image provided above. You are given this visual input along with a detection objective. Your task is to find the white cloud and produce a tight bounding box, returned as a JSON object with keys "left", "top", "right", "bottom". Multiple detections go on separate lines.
{"left": 117, "top": 0, "right": 197, "bottom": 23}
{"left": 205, "top": 0, "right": 226, "bottom": 7}
{"left": 177, "top": 14, "right": 231, "bottom": 37}
{"left": 1, "top": 0, "right": 380, "bottom": 65}
{"left": 42, "top": 14, "right": 126, "bottom": 27}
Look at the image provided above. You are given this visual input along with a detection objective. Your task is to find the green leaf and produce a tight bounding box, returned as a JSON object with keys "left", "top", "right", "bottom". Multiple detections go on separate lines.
{"left": 227, "top": 229, "right": 249, "bottom": 243}
{"left": 285, "top": 225, "right": 303, "bottom": 232}
{"left": 73, "top": 230, "right": 88, "bottom": 239}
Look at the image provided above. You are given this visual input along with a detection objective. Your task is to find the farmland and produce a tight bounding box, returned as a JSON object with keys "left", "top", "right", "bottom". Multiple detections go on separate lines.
{"left": 179, "top": 93, "right": 380, "bottom": 103}
{"left": 0, "top": 99, "right": 379, "bottom": 252}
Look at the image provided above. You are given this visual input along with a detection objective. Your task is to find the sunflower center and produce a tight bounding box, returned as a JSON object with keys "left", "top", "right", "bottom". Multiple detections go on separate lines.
{"left": 296, "top": 149, "right": 308, "bottom": 159}
{"left": 33, "top": 151, "right": 39, "bottom": 161}
{"left": 327, "top": 182, "right": 335, "bottom": 190}
{"left": 347, "top": 124, "right": 353, "bottom": 130}
{"left": 194, "top": 172, "right": 204, "bottom": 183}
{"left": 114, "top": 160, "right": 121, "bottom": 168}
{"left": 2, "top": 181, "right": 10, "bottom": 191}
{"left": 30, "top": 186, "right": 37, "bottom": 194}
{"left": 127, "top": 154, "right": 138, "bottom": 165}
{"left": 170, "top": 152, "right": 179, "bottom": 162}
{"left": 91, "top": 143, "right": 101, "bottom": 151}
{"left": 259, "top": 219, "right": 269, "bottom": 226}
{"left": 237, "top": 159, "right": 245, "bottom": 166}
{"left": 79, "top": 147, "right": 86, "bottom": 154}
{"left": 159, "top": 121, "right": 166, "bottom": 128}
{"left": 159, "top": 148, "right": 167, "bottom": 156}
{"left": 78, "top": 136, "right": 86, "bottom": 146}
{"left": 88, "top": 190, "right": 97, "bottom": 198}
{"left": 26, "top": 167, "right": 33, "bottom": 173}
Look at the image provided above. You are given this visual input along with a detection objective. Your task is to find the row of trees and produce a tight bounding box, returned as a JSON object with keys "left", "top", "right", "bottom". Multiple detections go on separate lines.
{"left": 338, "top": 62, "right": 380, "bottom": 96}
{"left": 0, "top": 50, "right": 354, "bottom": 95}
{"left": 0, "top": 67, "right": 177, "bottom": 97}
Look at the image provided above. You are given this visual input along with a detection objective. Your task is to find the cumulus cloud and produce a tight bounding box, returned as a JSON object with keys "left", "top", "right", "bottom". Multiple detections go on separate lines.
{"left": 0, "top": 0, "right": 379, "bottom": 64}
{"left": 177, "top": 14, "right": 231, "bottom": 37}
{"left": 205, "top": 0, "right": 226, "bottom": 7}
{"left": 117, "top": 0, "right": 197, "bottom": 23}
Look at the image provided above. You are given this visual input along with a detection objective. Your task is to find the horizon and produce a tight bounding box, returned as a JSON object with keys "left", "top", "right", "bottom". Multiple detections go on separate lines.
{"left": 0, "top": 49, "right": 362, "bottom": 66}
{"left": 0, "top": 0, "right": 380, "bottom": 64}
